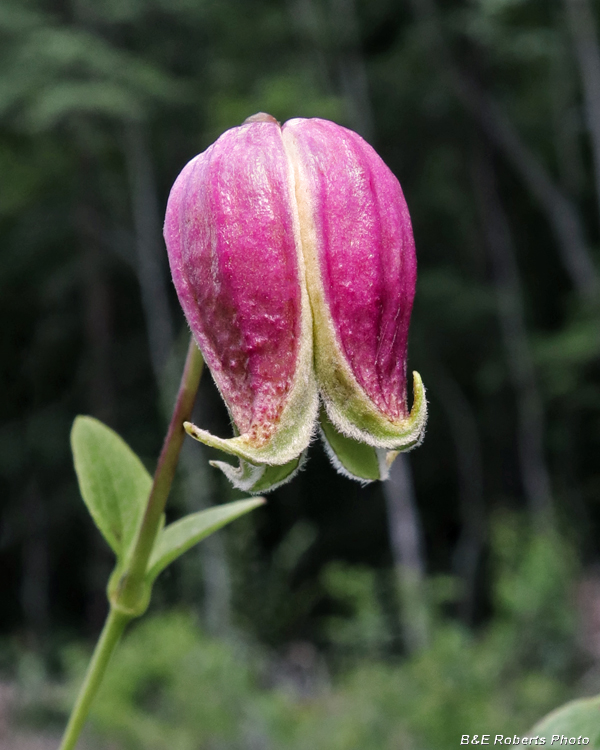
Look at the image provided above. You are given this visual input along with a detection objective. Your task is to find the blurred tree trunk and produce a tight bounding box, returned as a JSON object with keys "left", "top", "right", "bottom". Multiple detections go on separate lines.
{"left": 383, "top": 456, "right": 429, "bottom": 652}
{"left": 551, "top": 41, "right": 586, "bottom": 198}
{"left": 327, "top": 0, "right": 374, "bottom": 140}
{"left": 317, "top": 0, "right": 429, "bottom": 651}
{"left": 123, "top": 124, "right": 232, "bottom": 633}
{"left": 123, "top": 121, "right": 174, "bottom": 383}
{"left": 181, "top": 439, "right": 233, "bottom": 632}
{"left": 77, "top": 203, "right": 117, "bottom": 427}
{"left": 431, "top": 364, "right": 485, "bottom": 624}
{"left": 564, "top": 0, "right": 600, "bottom": 226}
{"left": 76, "top": 195, "right": 117, "bottom": 633}
{"left": 287, "top": 0, "right": 373, "bottom": 139}
{"left": 407, "top": 0, "right": 599, "bottom": 302}
{"left": 286, "top": 0, "right": 333, "bottom": 93}
{"left": 472, "top": 148, "right": 554, "bottom": 526}
{"left": 20, "top": 479, "right": 49, "bottom": 646}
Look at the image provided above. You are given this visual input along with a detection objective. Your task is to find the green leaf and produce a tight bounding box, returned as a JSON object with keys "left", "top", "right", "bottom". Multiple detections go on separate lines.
{"left": 71, "top": 416, "right": 152, "bottom": 558}
{"left": 529, "top": 696, "right": 600, "bottom": 748}
{"left": 146, "top": 498, "right": 265, "bottom": 581}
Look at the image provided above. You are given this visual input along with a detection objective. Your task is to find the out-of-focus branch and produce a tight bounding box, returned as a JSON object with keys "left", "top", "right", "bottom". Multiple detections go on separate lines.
{"left": 431, "top": 364, "right": 485, "bottom": 624}
{"left": 473, "top": 147, "right": 554, "bottom": 526}
{"left": 289, "top": 0, "right": 429, "bottom": 651}
{"left": 287, "top": 0, "right": 374, "bottom": 139}
{"left": 77, "top": 196, "right": 118, "bottom": 632}
{"left": 21, "top": 479, "right": 49, "bottom": 644}
{"left": 123, "top": 124, "right": 232, "bottom": 633}
{"left": 383, "top": 456, "right": 429, "bottom": 652}
{"left": 123, "top": 120, "right": 174, "bottom": 384}
{"left": 320, "top": 0, "right": 428, "bottom": 650}
{"left": 327, "top": 0, "right": 374, "bottom": 140}
{"left": 550, "top": 43, "right": 586, "bottom": 197}
{"left": 407, "top": 0, "right": 599, "bottom": 301}
{"left": 286, "top": 0, "right": 332, "bottom": 95}
{"left": 564, "top": 0, "right": 600, "bottom": 227}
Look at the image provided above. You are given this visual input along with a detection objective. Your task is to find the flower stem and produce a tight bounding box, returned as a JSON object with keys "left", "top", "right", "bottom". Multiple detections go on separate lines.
{"left": 115, "top": 337, "right": 204, "bottom": 609}
{"left": 58, "top": 607, "right": 129, "bottom": 750}
{"left": 58, "top": 336, "right": 204, "bottom": 749}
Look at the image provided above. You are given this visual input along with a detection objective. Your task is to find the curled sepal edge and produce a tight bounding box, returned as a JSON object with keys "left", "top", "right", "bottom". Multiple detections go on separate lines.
{"left": 183, "top": 334, "right": 318, "bottom": 466}
{"left": 321, "top": 370, "right": 428, "bottom": 451}
{"left": 209, "top": 451, "right": 307, "bottom": 494}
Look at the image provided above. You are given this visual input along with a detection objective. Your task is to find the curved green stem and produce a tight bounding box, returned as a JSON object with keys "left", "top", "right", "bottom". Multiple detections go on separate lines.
{"left": 59, "top": 336, "right": 204, "bottom": 749}
{"left": 58, "top": 607, "right": 129, "bottom": 750}
{"left": 115, "top": 337, "right": 204, "bottom": 612}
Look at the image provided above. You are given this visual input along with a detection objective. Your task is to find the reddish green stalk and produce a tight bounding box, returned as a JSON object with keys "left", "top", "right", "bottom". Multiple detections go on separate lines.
{"left": 58, "top": 337, "right": 204, "bottom": 750}
{"left": 113, "top": 337, "right": 204, "bottom": 613}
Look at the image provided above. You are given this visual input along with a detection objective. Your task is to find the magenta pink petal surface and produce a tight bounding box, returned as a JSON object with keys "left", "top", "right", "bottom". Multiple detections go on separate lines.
{"left": 164, "top": 121, "right": 302, "bottom": 445}
{"left": 283, "top": 118, "right": 417, "bottom": 421}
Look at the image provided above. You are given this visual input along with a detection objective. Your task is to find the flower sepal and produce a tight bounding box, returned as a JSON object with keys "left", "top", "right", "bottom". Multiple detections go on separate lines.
{"left": 319, "top": 372, "right": 425, "bottom": 483}
{"left": 319, "top": 408, "right": 390, "bottom": 483}
{"left": 321, "top": 370, "right": 427, "bottom": 453}
{"left": 209, "top": 452, "right": 307, "bottom": 494}
{"left": 181, "top": 348, "right": 317, "bottom": 468}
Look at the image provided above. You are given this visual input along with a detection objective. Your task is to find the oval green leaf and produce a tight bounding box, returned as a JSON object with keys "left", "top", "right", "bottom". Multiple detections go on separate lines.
{"left": 146, "top": 497, "right": 265, "bottom": 582}
{"left": 528, "top": 696, "right": 600, "bottom": 748}
{"left": 71, "top": 416, "right": 152, "bottom": 559}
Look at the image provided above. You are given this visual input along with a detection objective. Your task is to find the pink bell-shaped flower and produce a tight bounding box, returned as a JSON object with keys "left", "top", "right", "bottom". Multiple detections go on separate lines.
{"left": 164, "top": 114, "right": 318, "bottom": 491}
{"left": 282, "top": 118, "right": 426, "bottom": 479}
{"left": 164, "top": 114, "right": 426, "bottom": 489}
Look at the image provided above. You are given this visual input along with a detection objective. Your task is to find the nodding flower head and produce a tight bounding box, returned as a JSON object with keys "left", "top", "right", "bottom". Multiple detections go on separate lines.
{"left": 164, "top": 113, "right": 426, "bottom": 491}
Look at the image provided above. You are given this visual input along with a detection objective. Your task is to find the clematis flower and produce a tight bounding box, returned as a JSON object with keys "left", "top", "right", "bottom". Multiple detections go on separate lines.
{"left": 164, "top": 113, "right": 426, "bottom": 490}
{"left": 282, "top": 118, "right": 427, "bottom": 481}
{"left": 163, "top": 113, "right": 318, "bottom": 492}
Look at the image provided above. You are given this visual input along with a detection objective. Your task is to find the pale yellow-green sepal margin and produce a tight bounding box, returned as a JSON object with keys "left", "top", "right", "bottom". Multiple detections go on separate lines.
{"left": 184, "top": 285, "right": 318, "bottom": 470}
{"left": 209, "top": 451, "right": 307, "bottom": 494}
{"left": 320, "top": 370, "right": 428, "bottom": 451}
{"left": 183, "top": 400, "right": 315, "bottom": 467}
{"left": 183, "top": 361, "right": 318, "bottom": 468}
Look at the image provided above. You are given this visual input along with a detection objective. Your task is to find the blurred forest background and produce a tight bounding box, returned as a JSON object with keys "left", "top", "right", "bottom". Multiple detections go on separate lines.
{"left": 1, "top": 0, "right": 600, "bottom": 748}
